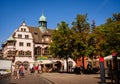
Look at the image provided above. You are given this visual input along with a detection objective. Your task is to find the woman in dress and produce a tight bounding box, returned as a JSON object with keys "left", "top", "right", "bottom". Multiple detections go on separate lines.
{"left": 14, "top": 65, "right": 19, "bottom": 79}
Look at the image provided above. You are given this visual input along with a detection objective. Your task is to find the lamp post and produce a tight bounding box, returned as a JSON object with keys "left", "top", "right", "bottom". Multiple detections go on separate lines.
{"left": 112, "top": 52, "right": 119, "bottom": 84}
{"left": 99, "top": 56, "right": 106, "bottom": 84}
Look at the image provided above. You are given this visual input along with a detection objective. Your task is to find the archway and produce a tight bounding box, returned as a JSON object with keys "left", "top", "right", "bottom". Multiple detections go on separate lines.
{"left": 54, "top": 61, "right": 62, "bottom": 72}
{"left": 15, "top": 61, "right": 22, "bottom": 66}
{"left": 23, "top": 61, "right": 29, "bottom": 70}
{"left": 68, "top": 61, "right": 73, "bottom": 72}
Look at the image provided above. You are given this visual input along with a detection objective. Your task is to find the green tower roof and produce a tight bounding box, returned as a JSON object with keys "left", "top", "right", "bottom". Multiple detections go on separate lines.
{"left": 39, "top": 11, "right": 46, "bottom": 21}
{"left": 7, "top": 35, "right": 15, "bottom": 41}
{"left": 39, "top": 15, "right": 46, "bottom": 21}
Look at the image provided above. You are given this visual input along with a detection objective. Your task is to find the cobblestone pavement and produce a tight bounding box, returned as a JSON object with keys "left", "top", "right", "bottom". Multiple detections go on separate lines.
{"left": 9, "top": 73, "right": 114, "bottom": 84}
{"left": 10, "top": 74, "right": 54, "bottom": 84}
{"left": 41, "top": 73, "right": 100, "bottom": 84}
{"left": 41, "top": 73, "right": 113, "bottom": 84}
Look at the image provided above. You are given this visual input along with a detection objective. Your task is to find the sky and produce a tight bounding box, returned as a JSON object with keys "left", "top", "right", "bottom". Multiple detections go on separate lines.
{"left": 0, "top": 0, "right": 120, "bottom": 48}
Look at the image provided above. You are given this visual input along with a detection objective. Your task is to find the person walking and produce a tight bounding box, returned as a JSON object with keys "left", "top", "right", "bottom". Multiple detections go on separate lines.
{"left": 29, "top": 64, "right": 33, "bottom": 74}
{"left": 34, "top": 65, "right": 39, "bottom": 74}
{"left": 19, "top": 64, "right": 25, "bottom": 78}
{"left": 38, "top": 64, "right": 42, "bottom": 74}
{"left": 11, "top": 65, "right": 15, "bottom": 76}
{"left": 14, "top": 65, "right": 19, "bottom": 79}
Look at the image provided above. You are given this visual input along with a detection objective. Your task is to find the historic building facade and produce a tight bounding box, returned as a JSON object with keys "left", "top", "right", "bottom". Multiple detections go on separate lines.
{"left": 2, "top": 13, "right": 53, "bottom": 65}
{"left": 2, "top": 13, "right": 76, "bottom": 72}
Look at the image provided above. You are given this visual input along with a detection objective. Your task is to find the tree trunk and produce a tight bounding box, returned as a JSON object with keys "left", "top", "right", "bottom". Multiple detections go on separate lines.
{"left": 82, "top": 56, "right": 85, "bottom": 70}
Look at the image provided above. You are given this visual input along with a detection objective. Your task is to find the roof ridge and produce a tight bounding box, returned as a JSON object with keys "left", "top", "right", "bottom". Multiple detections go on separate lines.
{"left": 27, "top": 26, "right": 39, "bottom": 28}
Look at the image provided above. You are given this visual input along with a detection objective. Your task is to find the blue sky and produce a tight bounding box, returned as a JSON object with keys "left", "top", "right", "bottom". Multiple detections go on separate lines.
{"left": 0, "top": 0, "right": 120, "bottom": 48}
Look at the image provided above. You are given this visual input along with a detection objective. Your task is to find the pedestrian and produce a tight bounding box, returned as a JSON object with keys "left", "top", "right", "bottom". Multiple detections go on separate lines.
{"left": 31, "top": 66, "right": 35, "bottom": 73}
{"left": 12, "top": 65, "right": 15, "bottom": 76}
{"left": 19, "top": 64, "right": 25, "bottom": 78}
{"left": 80, "top": 66, "right": 84, "bottom": 74}
{"left": 29, "top": 64, "right": 33, "bottom": 74}
{"left": 87, "top": 62, "right": 92, "bottom": 74}
{"left": 14, "top": 65, "right": 19, "bottom": 79}
{"left": 38, "top": 64, "right": 42, "bottom": 74}
{"left": 34, "top": 65, "right": 39, "bottom": 74}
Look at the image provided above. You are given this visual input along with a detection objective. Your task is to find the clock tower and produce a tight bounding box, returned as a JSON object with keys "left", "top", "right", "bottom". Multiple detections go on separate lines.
{"left": 38, "top": 12, "right": 47, "bottom": 33}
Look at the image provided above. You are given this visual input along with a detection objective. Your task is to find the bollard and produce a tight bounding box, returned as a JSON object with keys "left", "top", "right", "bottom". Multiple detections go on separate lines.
{"left": 99, "top": 56, "right": 106, "bottom": 84}
{"left": 112, "top": 52, "right": 119, "bottom": 84}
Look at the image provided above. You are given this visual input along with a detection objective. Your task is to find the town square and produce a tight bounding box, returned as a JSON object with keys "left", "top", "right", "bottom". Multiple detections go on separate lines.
{"left": 0, "top": 0, "right": 120, "bottom": 84}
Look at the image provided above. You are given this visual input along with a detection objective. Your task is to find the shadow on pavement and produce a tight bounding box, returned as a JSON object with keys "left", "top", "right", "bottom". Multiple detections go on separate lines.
{"left": 98, "top": 82, "right": 115, "bottom": 84}
{"left": 95, "top": 77, "right": 120, "bottom": 84}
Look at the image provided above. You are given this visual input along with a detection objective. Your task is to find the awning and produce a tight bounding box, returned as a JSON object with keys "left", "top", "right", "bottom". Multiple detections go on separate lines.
{"left": 95, "top": 55, "right": 120, "bottom": 61}
{"left": 37, "top": 56, "right": 48, "bottom": 60}
{"left": 104, "top": 55, "right": 120, "bottom": 60}
{"left": 35, "top": 60, "right": 53, "bottom": 64}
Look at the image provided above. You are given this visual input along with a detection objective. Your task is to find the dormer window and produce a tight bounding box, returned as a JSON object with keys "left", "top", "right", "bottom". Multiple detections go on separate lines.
{"left": 34, "top": 32, "right": 38, "bottom": 35}
{"left": 24, "top": 29, "right": 26, "bottom": 31}
{"left": 21, "top": 28, "right": 26, "bottom": 32}
{"left": 21, "top": 28, "right": 23, "bottom": 31}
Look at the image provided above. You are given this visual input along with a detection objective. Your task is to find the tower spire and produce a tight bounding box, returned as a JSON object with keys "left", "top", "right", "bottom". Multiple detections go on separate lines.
{"left": 42, "top": 9, "right": 44, "bottom": 16}
{"left": 38, "top": 10, "right": 47, "bottom": 33}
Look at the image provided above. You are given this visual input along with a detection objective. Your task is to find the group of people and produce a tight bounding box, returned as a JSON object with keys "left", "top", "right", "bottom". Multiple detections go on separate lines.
{"left": 12, "top": 64, "right": 25, "bottom": 79}
{"left": 29, "top": 64, "right": 42, "bottom": 74}
{"left": 12, "top": 64, "right": 43, "bottom": 79}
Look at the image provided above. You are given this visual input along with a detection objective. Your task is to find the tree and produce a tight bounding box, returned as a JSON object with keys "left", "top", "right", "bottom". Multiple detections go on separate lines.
{"left": 93, "top": 26, "right": 107, "bottom": 56}
{"left": 91, "top": 20, "right": 96, "bottom": 33}
{"left": 71, "top": 14, "right": 90, "bottom": 68}
{"left": 94, "top": 13, "right": 120, "bottom": 57}
{"left": 88, "top": 20, "right": 96, "bottom": 59}
{"left": 104, "top": 13, "right": 120, "bottom": 55}
{"left": 50, "top": 21, "right": 75, "bottom": 72}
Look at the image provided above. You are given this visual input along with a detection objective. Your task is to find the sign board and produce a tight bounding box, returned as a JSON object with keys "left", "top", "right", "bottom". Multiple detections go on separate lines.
{"left": 37, "top": 56, "right": 48, "bottom": 60}
{"left": 0, "top": 60, "right": 12, "bottom": 70}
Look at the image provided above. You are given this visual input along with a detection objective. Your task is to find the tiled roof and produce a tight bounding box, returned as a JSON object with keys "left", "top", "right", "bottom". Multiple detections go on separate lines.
{"left": 28, "top": 26, "right": 54, "bottom": 43}
{"left": 42, "top": 29, "right": 54, "bottom": 36}
{"left": 28, "top": 26, "right": 42, "bottom": 43}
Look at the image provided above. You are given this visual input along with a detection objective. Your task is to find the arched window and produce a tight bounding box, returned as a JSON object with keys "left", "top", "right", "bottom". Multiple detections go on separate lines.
{"left": 23, "top": 61, "right": 29, "bottom": 70}
{"left": 25, "top": 51, "right": 31, "bottom": 56}
{"left": 34, "top": 47, "right": 41, "bottom": 55}
{"left": 8, "top": 50, "right": 12, "bottom": 55}
{"left": 8, "top": 50, "right": 16, "bottom": 56}
{"left": 44, "top": 47, "right": 49, "bottom": 55}
{"left": 24, "top": 28, "right": 26, "bottom": 31}
{"left": 15, "top": 61, "right": 22, "bottom": 66}
{"left": 18, "top": 50, "right": 24, "bottom": 56}
{"left": 21, "top": 28, "right": 23, "bottom": 31}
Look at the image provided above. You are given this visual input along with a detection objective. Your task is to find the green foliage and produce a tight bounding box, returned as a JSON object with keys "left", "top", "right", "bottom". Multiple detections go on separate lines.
{"left": 72, "top": 14, "right": 90, "bottom": 33}
{"left": 50, "top": 21, "right": 74, "bottom": 59}
{"left": 50, "top": 13, "right": 120, "bottom": 62}
{"left": 94, "top": 13, "right": 120, "bottom": 56}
